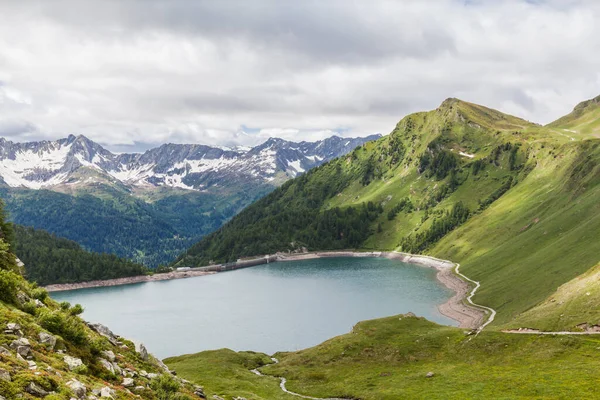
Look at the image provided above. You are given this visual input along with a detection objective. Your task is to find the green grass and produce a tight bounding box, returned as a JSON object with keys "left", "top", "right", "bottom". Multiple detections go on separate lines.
{"left": 165, "top": 350, "right": 297, "bottom": 400}
{"left": 167, "top": 315, "right": 600, "bottom": 400}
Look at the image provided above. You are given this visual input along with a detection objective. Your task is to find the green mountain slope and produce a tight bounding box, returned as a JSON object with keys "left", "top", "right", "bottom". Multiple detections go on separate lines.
{"left": 1, "top": 184, "right": 263, "bottom": 268}
{"left": 175, "top": 96, "right": 600, "bottom": 330}
{"left": 0, "top": 211, "right": 206, "bottom": 399}
{"left": 547, "top": 95, "right": 600, "bottom": 137}
{"left": 13, "top": 225, "right": 147, "bottom": 286}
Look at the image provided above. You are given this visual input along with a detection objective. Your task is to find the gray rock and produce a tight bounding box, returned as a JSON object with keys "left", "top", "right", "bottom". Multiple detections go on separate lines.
{"left": 25, "top": 382, "right": 49, "bottom": 397}
{"left": 0, "top": 368, "right": 11, "bottom": 382}
{"left": 67, "top": 379, "right": 87, "bottom": 399}
{"left": 122, "top": 377, "right": 134, "bottom": 387}
{"left": 87, "top": 323, "right": 119, "bottom": 346}
{"left": 98, "top": 358, "right": 115, "bottom": 374}
{"left": 64, "top": 355, "right": 84, "bottom": 370}
{"left": 426, "top": 371, "right": 435, "bottom": 378}
{"left": 135, "top": 342, "right": 148, "bottom": 361}
{"left": 139, "top": 370, "right": 148, "bottom": 377}
{"left": 7, "top": 322, "right": 21, "bottom": 331}
{"left": 27, "top": 360, "right": 37, "bottom": 370}
{"left": 0, "top": 346, "right": 10, "bottom": 355}
{"left": 194, "top": 385, "right": 206, "bottom": 398}
{"left": 11, "top": 338, "right": 31, "bottom": 357}
{"left": 39, "top": 332, "right": 57, "bottom": 350}
{"left": 100, "top": 350, "right": 115, "bottom": 362}
{"left": 34, "top": 299, "right": 45, "bottom": 308}
{"left": 133, "top": 386, "right": 145, "bottom": 392}
{"left": 99, "top": 386, "right": 115, "bottom": 398}
{"left": 16, "top": 291, "right": 30, "bottom": 305}
{"left": 147, "top": 373, "right": 159, "bottom": 379}
{"left": 112, "top": 362, "right": 122, "bottom": 376}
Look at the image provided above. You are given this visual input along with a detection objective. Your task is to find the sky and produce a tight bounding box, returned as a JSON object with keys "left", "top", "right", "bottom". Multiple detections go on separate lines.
{"left": 0, "top": 0, "right": 599, "bottom": 152}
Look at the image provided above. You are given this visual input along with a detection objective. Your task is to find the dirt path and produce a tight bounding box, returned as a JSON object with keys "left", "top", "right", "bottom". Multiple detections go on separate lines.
{"left": 251, "top": 358, "right": 352, "bottom": 400}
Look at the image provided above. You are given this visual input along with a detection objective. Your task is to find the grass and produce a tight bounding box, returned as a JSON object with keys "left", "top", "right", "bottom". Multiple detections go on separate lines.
{"left": 167, "top": 315, "right": 600, "bottom": 400}
{"left": 165, "top": 349, "right": 298, "bottom": 400}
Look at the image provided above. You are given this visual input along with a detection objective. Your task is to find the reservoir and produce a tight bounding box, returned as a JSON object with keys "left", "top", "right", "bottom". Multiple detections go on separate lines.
{"left": 51, "top": 257, "right": 456, "bottom": 358}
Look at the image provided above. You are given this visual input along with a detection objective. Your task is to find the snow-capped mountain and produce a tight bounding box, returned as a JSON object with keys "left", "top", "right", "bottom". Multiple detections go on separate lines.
{"left": 0, "top": 134, "right": 381, "bottom": 191}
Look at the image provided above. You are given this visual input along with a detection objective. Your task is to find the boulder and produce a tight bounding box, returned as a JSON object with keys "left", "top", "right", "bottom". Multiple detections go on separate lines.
{"left": 0, "top": 346, "right": 10, "bottom": 355}
{"left": 426, "top": 371, "right": 435, "bottom": 378}
{"left": 11, "top": 337, "right": 31, "bottom": 357}
{"left": 100, "top": 386, "right": 115, "bottom": 398}
{"left": 6, "top": 322, "right": 21, "bottom": 331}
{"left": 27, "top": 360, "right": 37, "bottom": 370}
{"left": 67, "top": 379, "right": 87, "bottom": 399}
{"left": 194, "top": 385, "right": 206, "bottom": 398}
{"left": 34, "top": 299, "right": 45, "bottom": 308}
{"left": 16, "top": 291, "right": 30, "bottom": 305}
{"left": 98, "top": 358, "right": 115, "bottom": 374}
{"left": 64, "top": 355, "right": 84, "bottom": 370}
{"left": 101, "top": 350, "right": 116, "bottom": 362}
{"left": 87, "top": 323, "right": 119, "bottom": 346}
{"left": 133, "top": 386, "right": 145, "bottom": 392}
{"left": 39, "top": 332, "right": 57, "bottom": 350}
{"left": 25, "top": 382, "right": 49, "bottom": 397}
{"left": 135, "top": 342, "right": 148, "bottom": 361}
{"left": 0, "top": 368, "right": 11, "bottom": 382}
{"left": 147, "top": 373, "right": 159, "bottom": 379}
{"left": 122, "top": 377, "right": 134, "bottom": 387}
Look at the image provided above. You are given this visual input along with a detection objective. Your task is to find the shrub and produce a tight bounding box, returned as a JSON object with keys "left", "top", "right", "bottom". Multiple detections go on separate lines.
{"left": 37, "top": 309, "right": 87, "bottom": 345}
{"left": 69, "top": 304, "right": 84, "bottom": 316}
{"left": 0, "top": 269, "right": 19, "bottom": 304}
{"left": 31, "top": 287, "right": 48, "bottom": 301}
{"left": 150, "top": 374, "right": 182, "bottom": 399}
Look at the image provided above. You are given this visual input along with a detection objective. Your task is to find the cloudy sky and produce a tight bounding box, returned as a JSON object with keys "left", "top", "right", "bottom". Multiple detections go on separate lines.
{"left": 0, "top": 0, "right": 599, "bottom": 152}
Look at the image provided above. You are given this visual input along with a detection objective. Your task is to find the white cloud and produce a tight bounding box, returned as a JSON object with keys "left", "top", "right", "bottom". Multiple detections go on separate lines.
{"left": 0, "top": 0, "right": 599, "bottom": 151}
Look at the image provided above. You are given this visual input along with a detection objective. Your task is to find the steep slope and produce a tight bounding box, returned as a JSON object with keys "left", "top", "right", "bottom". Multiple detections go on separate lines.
{"left": 0, "top": 135, "right": 378, "bottom": 267}
{"left": 174, "top": 96, "right": 600, "bottom": 330}
{"left": 547, "top": 94, "right": 600, "bottom": 137}
{"left": 0, "top": 214, "right": 206, "bottom": 399}
{"left": 13, "top": 225, "right": 147, "bottom": 286}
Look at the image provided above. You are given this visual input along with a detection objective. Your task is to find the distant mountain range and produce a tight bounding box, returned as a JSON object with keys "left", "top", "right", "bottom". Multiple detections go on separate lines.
{"left": 0, "top": 134, "right": 381, "bottom": 191}
{"left": 0, "top": 134, "right": 380, "bottom": 266}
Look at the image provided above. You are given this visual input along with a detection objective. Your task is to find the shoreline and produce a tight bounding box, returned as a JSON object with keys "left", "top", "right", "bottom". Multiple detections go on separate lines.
{"left": 277, "top": 251, "right": 487, "bottom": 330}
{"left": 44, "top": 250, "right": 488, "bottom": 330}
{"left": 43, "top": 269, "right": 217, "bottom": 292}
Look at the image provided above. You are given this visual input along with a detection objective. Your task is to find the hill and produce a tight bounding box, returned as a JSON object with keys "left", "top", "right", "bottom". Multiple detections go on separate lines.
{"left": 174, "top": 95, "right": 600, "bottom": 332}
{"left": 12, "top": 225, "right": 147, "bottom": 286}
{"left": 0, "top": 135, "right": 378, "bottom": 267}
{"left": 0, "top": 209, "right": 206, "bottom": 399}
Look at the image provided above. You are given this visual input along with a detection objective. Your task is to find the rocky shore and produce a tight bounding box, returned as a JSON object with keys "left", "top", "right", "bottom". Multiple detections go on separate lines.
{"left": 43, "top": 269, "right": 216, "bottom": 292}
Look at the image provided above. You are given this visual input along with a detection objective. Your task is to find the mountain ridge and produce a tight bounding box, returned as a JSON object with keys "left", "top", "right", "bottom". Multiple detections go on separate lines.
{"left": 0, "top": 134, "right": 381, "bottom": 192}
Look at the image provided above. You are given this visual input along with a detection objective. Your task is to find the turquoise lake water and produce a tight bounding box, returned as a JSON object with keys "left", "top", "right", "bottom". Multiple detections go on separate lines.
{"left": 51, "top": 257, "right": 456, "bottom": 358}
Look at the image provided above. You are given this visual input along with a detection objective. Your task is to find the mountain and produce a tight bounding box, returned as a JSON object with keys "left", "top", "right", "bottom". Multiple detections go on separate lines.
{"left": 0, "top": 134, "right": 379, "bottom": 267}
{"left": 0, "top": 216, "right": 207, "bottom": 399}
{"left": 174, "top": 95, "right": 600, "bottom": 332}
{"left": 12, "top": 225, "right": 147, "bottom": 286}
{"left": 0, "top": 134, "right": 381, "bottom": 191}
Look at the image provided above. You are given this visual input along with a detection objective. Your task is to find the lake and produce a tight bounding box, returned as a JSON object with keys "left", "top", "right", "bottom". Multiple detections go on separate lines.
{"left": 51, "top": 257, "right": 456, "bottom": 358}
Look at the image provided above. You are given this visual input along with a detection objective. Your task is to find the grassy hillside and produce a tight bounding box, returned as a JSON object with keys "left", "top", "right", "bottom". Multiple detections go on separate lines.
{"left": 0, "top": 212, "right": 206, "bottom": 398}
{"left": 166, "top": 314, "right": 600, "bottom": 400}
{"left": 547, "top": 95, "right": 600, "bottom": 137}
{"left": 174, "top": 96, "right": 600, "bottom": 331}
{"left": 13, "top": 225, "right": 147, "bottom": 286}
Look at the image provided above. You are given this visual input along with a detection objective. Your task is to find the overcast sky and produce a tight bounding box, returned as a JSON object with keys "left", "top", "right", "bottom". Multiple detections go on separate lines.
{"left": 0, "top": 0, "right": 599, "bottom": 151}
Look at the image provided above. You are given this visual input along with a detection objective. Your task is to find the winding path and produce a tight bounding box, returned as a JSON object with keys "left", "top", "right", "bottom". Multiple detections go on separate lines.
{"left": 454, "top": 263, "right": 496, "bottom": 333}
{"left": 251, "top": 358, "right": 351, "bottom": 400}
